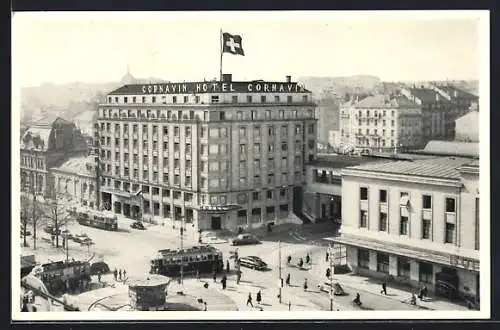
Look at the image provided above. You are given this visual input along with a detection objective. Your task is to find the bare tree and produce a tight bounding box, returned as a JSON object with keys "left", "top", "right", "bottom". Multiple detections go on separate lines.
{"left": 40, "top": 195, "right": 73, "bottom": 248}
{"left": 20, "top": 195, "right": 31, "bottom": 248}
{"left": 20, "top": 192, "right": 43, "bottom": 249}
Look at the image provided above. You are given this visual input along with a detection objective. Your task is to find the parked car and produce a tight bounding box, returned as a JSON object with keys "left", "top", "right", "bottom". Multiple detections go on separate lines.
{"left": 238, "top": 256, "right": 268, "bottom": 271}
{"left": 73, "top": 233, "right": 89, "bottom": 243}
{"left": 80, "top": 237, "right": 94, "bottom": 245}
{"left": 130, "top": 221, "right": 146, "bottom": 230}
{"left": 232, "top": 234, "right": 260, "bottom": 246}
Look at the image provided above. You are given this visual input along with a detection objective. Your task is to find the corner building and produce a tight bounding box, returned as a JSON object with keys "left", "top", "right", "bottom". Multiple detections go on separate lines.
{"left": 95, "top": 74, "right": 317, "bottom": 231}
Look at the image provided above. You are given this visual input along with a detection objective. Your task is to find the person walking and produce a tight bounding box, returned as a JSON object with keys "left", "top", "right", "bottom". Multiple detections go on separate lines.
{"left": 226, "top": 260, "right": 230, "bottom": 273}
{"left": 381, "top": 281, "right": 387, "bottom": 295}
{"left": 287, "top": 255, "right": 292, "bottom": 265}
{"left": 303, "top": 278, "right": 308, "bottom": 292}
{"left": 118, "top": 269, "right": 122, "bottom": 281}
{"left": 246, "top": 292, "right": 253, "bottom": 307}
{"left": 326, "top": 267, "right": 331, "bottom": 279}
{"left": 236, "top": 270, "right": 241, "bottom": 284}
{"left": 221, "top": 275, "right": 227, "bottom": 290}
{"left": 113, "top": 268, "right": 118, "bottom": 281}
{"left": 305, "top": 253, "right": 310, "bottom": 265}
{"left": 422, "top": 285, "right": 428, "bottom": 299}
{"left": 298, "top": 258, "right": 304, "bottom": 269}
{"left": 256, "top": 290, "right": 262, "bottom": 304}
{"left": 285, "top": 273, "right": 291, "bottom": 286}
{"left": 97, "top": 271, "right": 102, "bottom": 283}
{"left": 325, "top": 251, "right": 329, "bottom": 262}
{"left": 123, "top": 269, "right": 127, "bottom": 279}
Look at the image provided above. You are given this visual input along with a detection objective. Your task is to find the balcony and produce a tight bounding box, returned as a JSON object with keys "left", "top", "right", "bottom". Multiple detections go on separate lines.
{"left": 174, "top": 151, "right": 180, "bottom": 158}
{"left": 163, "top": 150, "right": 169, "bottom": 157}
{"left": 174, "top": 168, "right": 180, "bottom": 175}
{"left": 174, "top": 136, "right": 180, "bottom": 143}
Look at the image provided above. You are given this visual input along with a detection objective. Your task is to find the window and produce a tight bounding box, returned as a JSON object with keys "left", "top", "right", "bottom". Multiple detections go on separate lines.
{"left": 232, "top": 95, "right": 238, "bottom": 103}
{"left": 209, "top": 128, "right": 219, "bottom": 138}
{"left": 185, "top": 127, "right": 191, "bottom": 137}
{"left": 379, "top": 189, "right": 387, "bottom": 203}
{"left": 275, "top": 95, "right": 280, "bottom": 103}
{"left": 422, "top": 219, "right": 431, "bottom": 239}
{"left": 183, "top": 95, "right": 188, "bottom": 103}
{"left": 239, "top": 126, "right": 246, "bottom": 137}
{"left": 302, "top": 95, "right": 308, "bottom": 103}
{"left": 358, "top": 249, "right": 370, "bottom": 269}
{"left": 379, "top": 213, "right": 387, "bottom": 231}
{"left": 265, "top": 110, "right": 271, "bottom": 119}
{"left": 400, "top": 216, "right": 409, "bottom": 235}
{"left": 281, "top": 142, "right": 287, "bottom": 152}
{"left": 268, "top": 126, "right": 275, "bottom": 136}
{"left": 360, "top": 187, "right": 368, "bottom": 200}
{"left": 445, "top": 223, "right": 456, "bottom": 243}
{"left": 253, "top": 143, "right": 261, "bottom": 154}
{"left": 419, "top": 262, "right": 433, "bottom": 284}
{"left": 287, "top": 95, "right": 292, "bottom": 103}
{"left": 252, "top": 192, "right": 260, "bottom": 201}
{"left": 397, "top": 258, "right": 411, "bottom": 278}
{"left": 251, "top": 111, "right": 257, "bottom": 120}
{"left": 253, "top": 175, "right": 261, "bottom": 186}
{"left": 267, "top": 190, "right": 273, "bottom": 199}
{"left": 211, "top": 95, "right": 220, "bottom": 103}
{"left": 247, "top": 95, "right": 253, "bottom": 103}
{"left": 422, "top": 195, "right": 432, "bottom": 209}
{"left": 261, "top": 95, "right": 266, "bottom": 103}
{"left": 376, "top": 253, "right": 389, "bottom": 273}
{"left": 239, "top": 144, "right": 247, "bottom": 155}
{"left": 445, "top": 198, "right": 456, "bottom": 212}
{"left": 220, "top": 111, "right": 225, "bottom": 120}
{"left": 360, "top": 210, "right": 368, "bottom": 228}
{"left": 268, "top": 144, "right": 274, "bottom": 152}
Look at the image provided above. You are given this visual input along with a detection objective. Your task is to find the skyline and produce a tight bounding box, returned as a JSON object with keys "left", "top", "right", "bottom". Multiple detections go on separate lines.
{"left": 12, "top": 11, "right": 486, "bottom": 87}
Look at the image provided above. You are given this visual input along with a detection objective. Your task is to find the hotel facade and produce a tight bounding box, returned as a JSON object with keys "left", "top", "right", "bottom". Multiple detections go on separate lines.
{"left": 94, "top": 74, "right": 317, "bottom": 231}
{"left": 330, "top": 157, "right": 480, "bottom": 301}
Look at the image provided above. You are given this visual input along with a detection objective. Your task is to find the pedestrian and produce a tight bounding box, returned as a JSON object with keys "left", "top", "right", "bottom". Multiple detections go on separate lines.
{"left": 118, "top": 269, "right": 122, "bottom": 281}
{"left": 381, "top": 281, "right": 387, "bottom": 295}
{"left": 113, "top": 268, "right": 118, "bottom": 281}
{"left": 97, "top": 271, "right": 102, "bottom": 283}
{"left": 256, "top": 290, "right": 262, "bottom": 304}
{"left": 246, "top": 292, "right": 253, "bottom": 307}
{"left": 326, "top": 268, "right": 331, "bottom": 279}
{"left": 418, "top": 287, "right": 423, "bottom": 300}
{"left": 123, "top": 269, "right": 127, "bottom": 279}
{"left": 298, "top": 258, "right": 304, "bottom": 268}
{"left": 303, "top": 278, "right": 308, "bottom": 291}
{"left": 212, "top": 271, "right": 217, "bottom": 283}
{"left": 226, "top": 260, "right": 230, "bottom": 273}
{"left": 325, "top": 251, "right": 329, "bottom": 262}
{"left": 285, "top": 273, "right": 291, "bottom": 286}
{"left": 236, "top": 270, "right": 241, "bottom": 284}
{"left": 305, "top": 253, "right": 310, "bottom": 264}
{"left": 221, "top": 275, "right": 227, "bottom": 290}
{"left": 422, "top": 285, "right": 428, "bottom": 299}
{"left": 204, "top": 302, "right": 207, "bottom": 311}
{"left": 287, "top": 255, "right": 292, "bottom": 264}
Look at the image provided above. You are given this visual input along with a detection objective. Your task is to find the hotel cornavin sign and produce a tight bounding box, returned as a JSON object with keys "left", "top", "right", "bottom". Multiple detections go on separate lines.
{"left": 109, "top": 82, "right": 310, "bottom": 95}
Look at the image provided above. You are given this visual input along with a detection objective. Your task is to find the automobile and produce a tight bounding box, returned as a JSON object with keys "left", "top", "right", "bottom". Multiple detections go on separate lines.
{"left": 73, "top": 233, "right": 89, "bottom": 243}
{"left": 61, "top": 229, "right": 73, "bottom": 239}
{"left": 80, "top": 237, "right": 94, "bottom": 245}
{"left": 43, "top": 225, "right": 61, "bottom": 235}
{"left": 231, "top": 234, "right": 260, "bottom": 246}
{"left": 238, "top": 256, "right": 268, "bottom": 271}
{"left": 130, "top": 221, "right": 146, "bottom": 230}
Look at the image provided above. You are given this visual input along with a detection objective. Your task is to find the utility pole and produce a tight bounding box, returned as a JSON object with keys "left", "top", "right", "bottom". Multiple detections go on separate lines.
{"left": 278, "top": 240, "right": 282, "bottom": 303}
{"left": 179, "top": 214, "right": 185, "bottom": 285}
{"left": 329, "top": 244, "right": 334, "bottom": 311}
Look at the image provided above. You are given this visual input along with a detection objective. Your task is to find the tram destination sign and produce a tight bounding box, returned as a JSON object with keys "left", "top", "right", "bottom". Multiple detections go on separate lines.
{"left": 110, "top": 81, "right": 309, "bottom": 95}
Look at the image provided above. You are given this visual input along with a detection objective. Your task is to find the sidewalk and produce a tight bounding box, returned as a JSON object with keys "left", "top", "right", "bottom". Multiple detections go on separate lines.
{"left": 312, "top": 255, "right": 469, "bottom": 311}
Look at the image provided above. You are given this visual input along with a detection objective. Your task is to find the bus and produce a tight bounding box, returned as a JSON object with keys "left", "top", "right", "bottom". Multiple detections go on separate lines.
{"left": 150, "top": 245, "right": 224, "bottom": 277}
{"left": 70, "top": 207, "right": 118, "bottom": 231}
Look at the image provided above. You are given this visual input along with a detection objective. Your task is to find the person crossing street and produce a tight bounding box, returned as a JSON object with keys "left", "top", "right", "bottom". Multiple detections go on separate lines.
{"left": 246, "top": 292, "right": 253, "bottom": 307}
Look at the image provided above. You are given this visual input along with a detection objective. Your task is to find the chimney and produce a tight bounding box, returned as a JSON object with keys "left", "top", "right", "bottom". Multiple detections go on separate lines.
{"left": 285, "top": 75, "right": 292, "bottom": 83}
{"left": 222, "top": 74, "right": 232, "bottom": 82}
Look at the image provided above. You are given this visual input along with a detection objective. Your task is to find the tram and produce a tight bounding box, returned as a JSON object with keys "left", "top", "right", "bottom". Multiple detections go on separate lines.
{"left": 149, "top": 245, "right": 224, "bottom": 277}
{"left": 69, "top": 206, "right": 118, "bottom": 231}
{"left": 36, "top": 260, "right": 92, "bottom": 295}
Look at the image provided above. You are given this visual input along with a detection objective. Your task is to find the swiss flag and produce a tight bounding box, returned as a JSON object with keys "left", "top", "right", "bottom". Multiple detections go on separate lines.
{"left": 222, "top": 32, "right": 245, "bottom": 56}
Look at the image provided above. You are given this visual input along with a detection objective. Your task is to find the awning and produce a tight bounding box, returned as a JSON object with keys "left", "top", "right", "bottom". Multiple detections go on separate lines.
{"left": 325, "top": 234, "right": 479, "bottom": 272}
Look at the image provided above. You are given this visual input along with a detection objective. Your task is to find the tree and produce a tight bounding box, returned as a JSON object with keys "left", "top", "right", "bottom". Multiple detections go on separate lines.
{"left": 40, "top": 195, "right": 73, "bottom": 248}
{"left": 20, "top": 195, "right": 31, "bottom": 247}
{"left": 20, "top": 192, "right": 43, "bottom": 250}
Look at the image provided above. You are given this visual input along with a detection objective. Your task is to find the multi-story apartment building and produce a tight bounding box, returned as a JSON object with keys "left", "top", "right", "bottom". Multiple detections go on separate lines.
{"left": 455, "top": 110, "right": 479, "bottom": 142}
{"left": 94, "top": 74, "right": 317, "bottom": 231}
{"left": 331, "top": 157, "right": 480, "bottom": 301}
{"left": 20, "top": 116, "right": 88, "bottom": 197}
{"left": 315, "top": 97, "right": 339, "bottom": 145}
{"left": 339, "top": 94, "right": 423, "bottom": 151}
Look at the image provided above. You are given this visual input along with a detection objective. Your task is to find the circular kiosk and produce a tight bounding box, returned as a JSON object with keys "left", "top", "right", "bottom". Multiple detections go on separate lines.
{"left": 127, "top": 275, "right": 171, "bottom": 311}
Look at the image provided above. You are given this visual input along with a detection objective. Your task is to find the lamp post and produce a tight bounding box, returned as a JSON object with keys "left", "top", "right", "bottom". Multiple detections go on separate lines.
{"left": 329, "top": 244, "right": 334, "bottom": 311}
{"left": 278, "top": 240, "right": 282, "bottom": 303}
{"left": 177, "top": 212, "right": 187, "bottom": 285}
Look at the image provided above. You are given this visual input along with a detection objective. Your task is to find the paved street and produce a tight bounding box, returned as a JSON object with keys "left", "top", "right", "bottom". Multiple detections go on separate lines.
{"left": 21, "top": 217, "right": 468, "bottom": 311}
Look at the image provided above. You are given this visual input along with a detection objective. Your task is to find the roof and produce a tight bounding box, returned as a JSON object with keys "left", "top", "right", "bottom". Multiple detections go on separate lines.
{"left": 419, "top": 140, "right": 479, "bottom": 158}
{"left": 32, "top": 115, "right": 71, "bottom": 127}
{"left": 353, "top": 94, "right": 418, "bottom": 108}
{"left": 308, "top": 154, "right": 389, "bottom": 168}
{"left": 20, "top": 127, "right": 52, "bottom": 151}
{"left": 438, "top": 85, "right": 478, "bottom": 100}
{"left": 51, "top": 156, "right": 95, "bottom": 176}
{"left": 108, "top": 81, "right": 311, "bottom": 95}
{"left": 127, "top": 274, "right": 171, "bottom": 287}
{"left": 408, "top": 88, "right": 450, "bottom": 103}
{"left": 345, "top": 156, "right": 472, "bottom": 179}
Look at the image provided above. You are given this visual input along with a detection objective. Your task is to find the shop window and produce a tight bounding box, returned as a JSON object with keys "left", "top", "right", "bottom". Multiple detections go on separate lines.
{"left": 397, "top": 257, "right": 411, "bottom": 278}
{"left": 376, "top": 253, "right": 389, "bottom": 273}
{"left": 358, "top": 249, "right": 370, "bottom": 269}
{"left": 419, "top": 262, "right": 433, "bottom": 284}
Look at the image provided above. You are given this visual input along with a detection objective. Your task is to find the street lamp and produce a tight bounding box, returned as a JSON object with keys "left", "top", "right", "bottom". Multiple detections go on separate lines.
{"left": 328, "top": 243, "right": 334, "bottom": 311}
{"left": 278, "top": 240, "right": 283, "bottom": 303}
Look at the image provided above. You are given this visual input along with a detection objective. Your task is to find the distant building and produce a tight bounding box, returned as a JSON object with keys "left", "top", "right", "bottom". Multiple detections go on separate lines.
{"left": 20, "top": 115, "right": 88, "bottom": 197}
{"left": 455, "top": 111, "right": 479, "bottom": 142}
{"left": 330, "top": 157, "right": 480, "bottom": 301}
{"left": 49, "top": 155, "right": 98, "bottom": 207}
{"left": 415, "top": 140, "right": 479, "bottom": 159}
{"left": 315, "top": 98, "right": 339, "bottom": 145}
{"left": 339, "top": 94, "right": 423, "bottom": 151}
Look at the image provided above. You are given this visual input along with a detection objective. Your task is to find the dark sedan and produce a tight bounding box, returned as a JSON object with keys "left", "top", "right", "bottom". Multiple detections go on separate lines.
{"left": 238, "top": 256, "right": 268, "bottom": 271}
{"left": 131, "top": 221, "right": 146, "bottom": 230}
{"left": 232, "top": 234, "right": 260, "bottom": 246}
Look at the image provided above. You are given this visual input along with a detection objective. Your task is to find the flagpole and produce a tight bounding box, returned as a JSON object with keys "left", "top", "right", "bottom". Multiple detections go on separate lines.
{"left": 219, "top": 29, "right": 223, "bottom": 81}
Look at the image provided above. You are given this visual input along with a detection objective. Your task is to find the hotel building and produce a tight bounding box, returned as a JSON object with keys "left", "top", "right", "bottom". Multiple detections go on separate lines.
{"left": 330, "top": 157, "right": 480, "bottom": 301}
{"left": 94, "top": 74, "right": 317, "bottom": 231}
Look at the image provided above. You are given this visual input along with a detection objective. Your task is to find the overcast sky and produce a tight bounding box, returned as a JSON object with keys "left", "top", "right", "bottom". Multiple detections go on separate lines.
{"left": 12, "top": 11, "right": 486, "bottom": 87}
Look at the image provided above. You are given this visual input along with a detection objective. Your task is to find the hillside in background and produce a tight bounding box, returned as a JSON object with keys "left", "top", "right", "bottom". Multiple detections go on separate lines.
{"left": 298, "top": 75, "right": 381, "bottom": 100}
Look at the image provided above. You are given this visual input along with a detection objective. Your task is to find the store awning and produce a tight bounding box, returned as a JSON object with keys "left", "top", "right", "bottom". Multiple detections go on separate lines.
{"left": 325, "top": 234, "right": 479, "bottom": 272}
